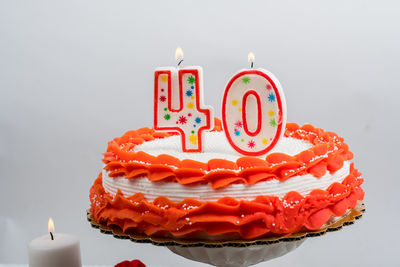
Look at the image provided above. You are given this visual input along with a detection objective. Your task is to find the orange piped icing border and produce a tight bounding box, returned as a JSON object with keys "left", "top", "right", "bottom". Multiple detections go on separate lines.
{"left": 90, "top": 164, "right": 364, "bottom": 239}
{"left": 102, "top": 119, "right": 354, "bottom": 189}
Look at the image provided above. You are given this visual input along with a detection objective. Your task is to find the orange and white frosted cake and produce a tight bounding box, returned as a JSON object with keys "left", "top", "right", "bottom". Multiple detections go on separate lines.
{"left": 89, "top": 119, "right": 364, "bottom": 240}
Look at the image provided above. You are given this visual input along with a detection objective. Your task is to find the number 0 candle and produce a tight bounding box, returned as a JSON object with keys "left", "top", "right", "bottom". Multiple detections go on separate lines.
{"left": 221, "top": 52, "right": 287, "bottom": 156}
{"left": 154, "top": 48, "right": 214, "bottom": 152}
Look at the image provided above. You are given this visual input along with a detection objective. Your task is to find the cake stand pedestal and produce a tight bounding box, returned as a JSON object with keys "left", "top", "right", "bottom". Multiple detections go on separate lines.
{"left": 87, "top": 203, "right": 364, "bottom": 267}
{"left": 167, "top": 240, "right": 305, "bottom": 267}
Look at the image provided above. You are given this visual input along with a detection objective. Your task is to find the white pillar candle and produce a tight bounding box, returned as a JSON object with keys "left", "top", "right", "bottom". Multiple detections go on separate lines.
{"left": 28, "top": 218, "right": 81, "bottom": 267}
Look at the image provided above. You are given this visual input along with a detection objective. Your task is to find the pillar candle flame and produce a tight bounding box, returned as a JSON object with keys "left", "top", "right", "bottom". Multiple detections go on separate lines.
{"left": 48, "top": 217, "right": 55, "bottom": 234}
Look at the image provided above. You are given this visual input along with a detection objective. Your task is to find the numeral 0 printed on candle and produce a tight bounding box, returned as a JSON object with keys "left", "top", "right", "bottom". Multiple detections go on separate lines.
{"left": 222, "top": 69, "right": 286, "bottom": 156}
{"left": 154, "top": 68, "right": 214, "bottom": 152}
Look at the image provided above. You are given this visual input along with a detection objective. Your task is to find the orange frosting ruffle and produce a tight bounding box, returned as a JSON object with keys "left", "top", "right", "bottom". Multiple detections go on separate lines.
{"left": 90, "top": 163, "right": 364, "bottom": 240}
{"left": 102, "top": 119, "right": 353, "bottom": 189}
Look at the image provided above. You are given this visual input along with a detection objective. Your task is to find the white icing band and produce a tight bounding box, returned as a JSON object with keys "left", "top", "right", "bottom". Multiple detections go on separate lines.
{"left": 103, "top": 161, "right": 351, "bottom": 202}
{"left": 133, "top": 131, "right": 313, "bottom": 162}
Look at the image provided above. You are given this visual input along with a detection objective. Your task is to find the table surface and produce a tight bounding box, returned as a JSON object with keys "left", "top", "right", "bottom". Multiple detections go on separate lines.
{"left": 0, "top": 265, "right": 167, "bottom": 267}
{"left": 0, "top": 265, "right": 110, "bottom": 267}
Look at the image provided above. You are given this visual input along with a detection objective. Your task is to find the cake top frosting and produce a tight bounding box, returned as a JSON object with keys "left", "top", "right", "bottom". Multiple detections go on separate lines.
{"left": 133, "top": 131, "right": 313, "bottom": 163}
{"left": 102, "top": 119, "right": 353, "bottom": 189}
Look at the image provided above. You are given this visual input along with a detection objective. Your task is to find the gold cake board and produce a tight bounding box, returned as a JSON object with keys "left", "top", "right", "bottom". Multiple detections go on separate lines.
{"left": 87, "top": 202, "right": 365, "bottom": 248}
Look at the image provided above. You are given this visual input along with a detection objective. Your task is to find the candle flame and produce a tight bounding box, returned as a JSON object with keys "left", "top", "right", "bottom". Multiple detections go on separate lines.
{"left": 175, "top": 47, "right": 184, "bottom": 61}
{"left": 48, "top": 217, "right": 55, "bottom": 233}
{"left": 248, "top": 52, "right": 255, "bottom": 64}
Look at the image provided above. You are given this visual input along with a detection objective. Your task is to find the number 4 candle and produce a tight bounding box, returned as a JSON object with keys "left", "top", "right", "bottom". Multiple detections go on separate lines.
{"left": 154, "top": 48, "right": 214, "bottom": 152}
{"left": 222, "top": 52, "right": 287, "bottom": 156}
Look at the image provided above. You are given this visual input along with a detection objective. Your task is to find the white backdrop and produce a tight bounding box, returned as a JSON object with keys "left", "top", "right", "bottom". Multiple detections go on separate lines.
{"left": 1, "top": 0, "right": 399, "bottom": 266}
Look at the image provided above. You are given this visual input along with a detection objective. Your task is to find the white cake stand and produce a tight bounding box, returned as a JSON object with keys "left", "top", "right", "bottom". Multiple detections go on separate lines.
{"left": 167, "top": 240, "right": 305, "bottom": 267}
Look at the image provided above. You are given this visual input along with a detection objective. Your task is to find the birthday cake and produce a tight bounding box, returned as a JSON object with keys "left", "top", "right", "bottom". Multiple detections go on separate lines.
{"left": 89, "top": 118, "right": 364, "bottom": 240}
{"left": 89, "top": 52, "right": 364, "bottom": 241}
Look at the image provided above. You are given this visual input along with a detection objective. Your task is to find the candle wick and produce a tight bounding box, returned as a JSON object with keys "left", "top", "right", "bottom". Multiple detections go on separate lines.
{"left": 251, "top": 62, "right": 254, "bottom": 69}
{"left": 177, "top": 59, "right": 184, "bottom": 67}
{"left": 50, "top": 232, "right": 54, "bottom": 240}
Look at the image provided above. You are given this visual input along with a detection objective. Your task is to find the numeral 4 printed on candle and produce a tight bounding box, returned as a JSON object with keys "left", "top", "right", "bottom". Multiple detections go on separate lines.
{"left": 154, "top": 68, "right": 214, "bottom": 152}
